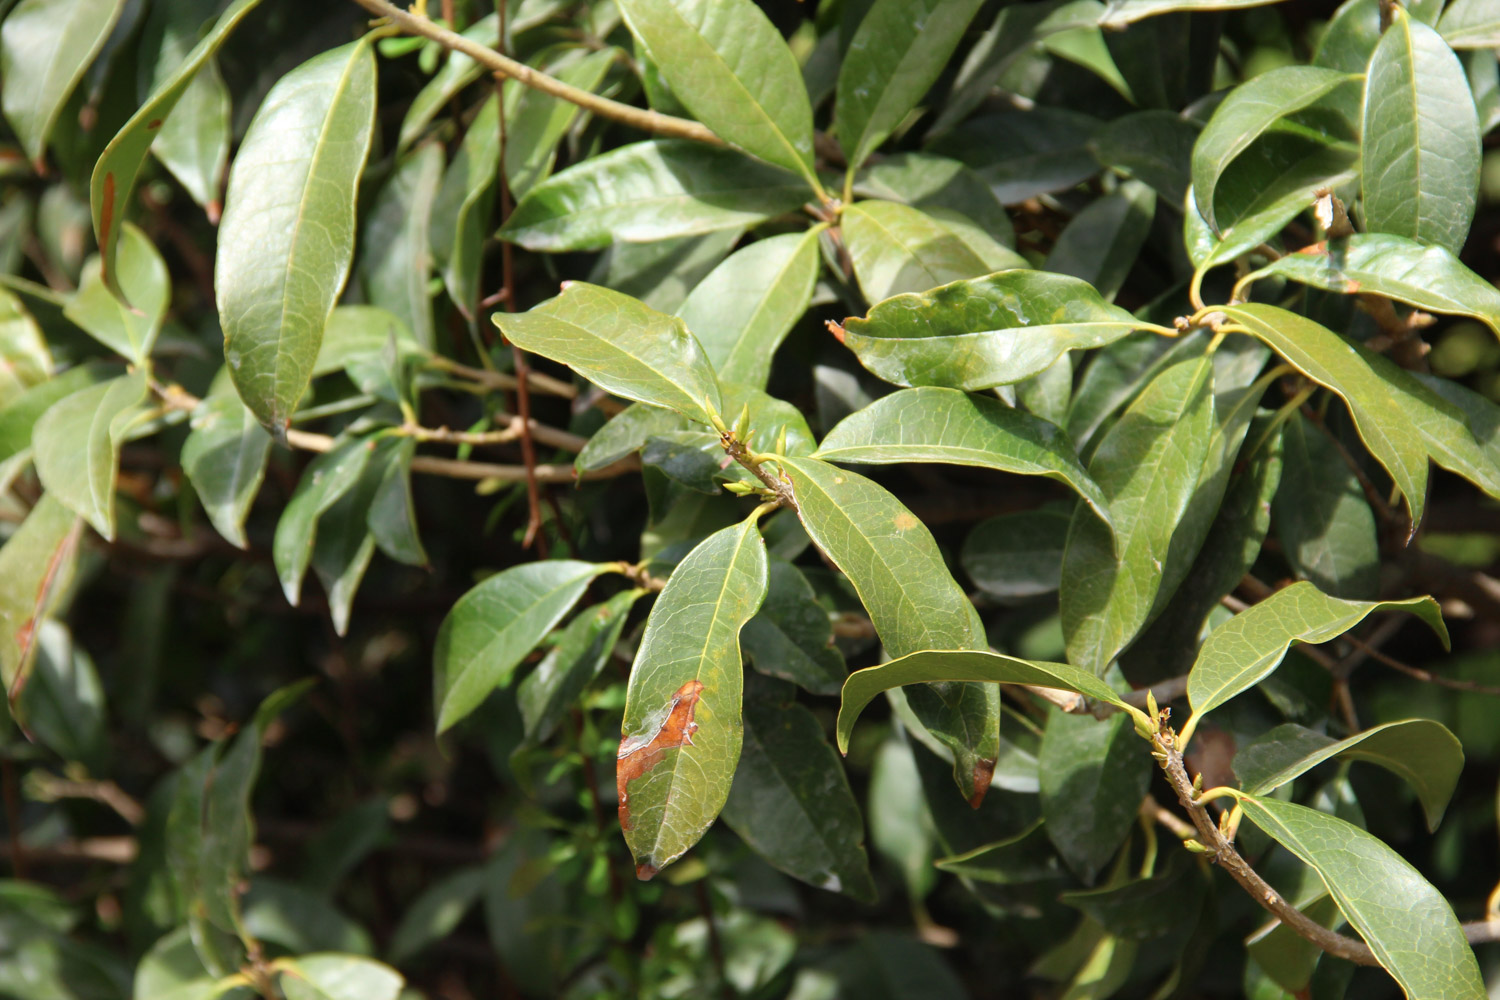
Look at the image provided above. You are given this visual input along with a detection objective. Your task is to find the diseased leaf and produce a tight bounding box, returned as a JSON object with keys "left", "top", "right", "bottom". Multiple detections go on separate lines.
{"left": 359, "top": 144, "right": 444, "bottom": 350}
{"left": 1238, "top": 795, "right": 1485, "bottom": 1000}
{"left": 271, "top": 436, "right": 373, "bottom": 608}
{"left": 0, "top": 0, "right": 125, "bottom": 162}
{"left": 518, "top": 589, "right": 643, "bottom": 748}
{"left": 181, "top": 372, "right": 273, "bottom": 550}
{"left": 835, "top": 0, "right": 986, "bottom": 170}
{"left": 839, "top": 270, "right": 1148, "bottom": 391}
{"left": 814, "top": 387, "right": 1111, "bottom": 526}
{"left": 434, "top": 560, "right": 609, "bottom": 734}
{"left": 217, "top": 39, "right": 377, "bottom": 433}
{"left": 64, "top": 223, "right": 169, "bottom": 364}
{"left": 1186, "top": 580, "right": 1448, "bottom": 719}
{"left": 32, "top": 370, "right": 150, "bottom": 540}
{"left": 1234, "top": 720, "right": 1463, "bottom": 830}
{"left": 620, "top": 516, "right": 768, "bottom": 878}
{"left": 0, "top": 496, "right": 83, "bottom": 708}
{"left": 1361, "top": 9, "right": 1480, "bottom": 254}
{"left": 494, "top": 282, "right": 721, "bottom": 424}
{"left": 499, "top": 140, "right": 807, "bottom": 251}
{"left": 722, "top": 681, "right": 876, "bottom": 902}
{"left": 843, "top": 200, "right": 1025, "bottom": 303}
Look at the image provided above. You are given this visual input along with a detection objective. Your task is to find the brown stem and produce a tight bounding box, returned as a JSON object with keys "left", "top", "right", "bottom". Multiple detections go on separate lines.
{"left": 719, "top": 435, "right": 797, "bottom": 510}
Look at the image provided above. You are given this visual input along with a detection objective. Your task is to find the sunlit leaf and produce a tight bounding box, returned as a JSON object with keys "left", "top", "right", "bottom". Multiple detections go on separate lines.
{"left": 64, "top": 223, "right": 169, "bottom": 364}
{"left": 843, "top": 199, "right": 1024, "bottom": 303}
{"left": 0, "top": 0, "right": 125, "bottom": 162}
{"left": 32, "top": 370, "right": 150, "bottom": 540}
{"left": 181, "top": 371, "right": 272, "bottom": 550}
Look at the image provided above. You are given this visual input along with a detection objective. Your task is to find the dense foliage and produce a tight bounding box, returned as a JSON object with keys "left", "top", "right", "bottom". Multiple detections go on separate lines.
{"left": 1, "top": 0, "right": 1500, "bottom": 996}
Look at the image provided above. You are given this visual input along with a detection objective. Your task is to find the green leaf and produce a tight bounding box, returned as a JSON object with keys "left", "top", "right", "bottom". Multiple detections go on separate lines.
{"left": 933, "top": 820, "right": 1062, "bottom": 884}
{"left": 32, "top": 370, "right": 150, "bottom": 540}
{"left": 217, "top": 39, "right": 377, "bottom": 434}
{"left": 181, "top": 373, "right": 273, "bottom": 550}
{"left": 676, "top": 229, "right": 820, "bottom": 388}
{"left": 621, "top": 516, "right": 768, "bottom": 879}
{"left": 430, "top": 94, "right": 499, "bottom": 318}
{"left": 1219, "top": 303, "right": 1431, "bottom": 524}
{"left": 277, "top": 954, "right": 402, "bottom": 1000}
{"left": 618, "top": 0, "right": 817, "bottom": 185}
{"left": 589, "top": 228, "right": 743, "bottom": 314}
{"left": 867, "top": 736, "right": 938, "bottom": 900}
{"left": 1061, "top": 354, "right": 1215, "bottom": 675}
{"left": 1246, "top": 235, "right": 1500, "bottom": 337}
{"left": 839, "top": 270, "right": 1148, "bottom": 391}
{"left": 1061, "top": 851, "right": 1204, "bottom": 939}
{"left": 311, "top": 442, "right": 398, "bottom": 636}
{"left": 1097, "top": 0, "right": 1285, "bottom": 27}
{"left": 91, "top": 0, "right": 259, "bottom": 285}
{"left": 929, "top": 109, "right": 1101, "bottom": 205}
{"left": 741, "top": 558, "right": 846, "bottom": 696}
{"left": 1045, "top": 180, "right": 1154, "bottom": 301}
{"left": 815, "top": 387, "right": 1111, "bottom": 526}
{"left": 0, "top": 0, "right": 125, "bottom": 162}
{"left": 1234, "top": 720, "right": 1463, "bottom": 830}
{"left": 1186, "top": 580, "right": 1448, "bottom": 719}
{"left": 962, "top": 507, "right": 1071, "bottom": 599}
{"left": 396, "top": 14, "right": 497, "bottom": 153}
{"left": 0, "top": 364, "right": 105, "bottom": 467}
{"left": 387, "top": 867, "right": 485, "bottom": 964}
{"left": 843, "top": 200, "right": 1025, "bottom": 303}
{"left": 517, "top": 589, "right": 643, "bottom": 748}
{"left": 494, "top": 282, "right": 722, "bottom": 424}
{"left": 0, "top": 496, "right": 83, "bottom": 707}
{"left": 359, "top": 145, "right": 444, "bottom": 351}
{"left": 271, "top": 437, "right": 373, "bottom": 607}
{"left": 721, "top": 681, "right": 876, "bottom": 902}
{"left": 22, "top": 621, "right": 106, "bottom": 768}
{"left": 434, "top": 560, "right": 608, "bottom": 734}
{"left": 149, "top": 50, "right": 231, "bottom": 213}
{"left": 780, "top": 456, "right": 978, "bottom": 656}
{"left": 575, "top": 403, "right": 687, "bottom": 474}
{"left": 242, "top": 878, "right": 372, "bottom": 956}
{"left": 1361, "top": 9, "right": 1480, "bottom": 255}
{"left": 1038, "top": 712, "right": 1151, "bottom": 881}
{"left": 0, "top": 288, "right": 52, "bottom": 408}
{"left": 505, "top": 48, "right": 618, "bottom": 200}
{"left": 1439, "top": 0, "right": 1500, "bottom": 48}
{"left": 835, "top": 0, "right": 986, "bottom": 170}
{"left": 499, "top": 139, "right": 807, "bottom": 251}
{"left": 1191, "top": 66, "right": 1357, "bottom": 232}
{"left": 1274, "top": 415, "right": 1377, "bottom": 600}
{"left": 64, "top": 223, "right": 169, "bottom": 364}
{"left": 836, "top": 649, "right": 1134, "bottom": 754}
{"left": 854, "top": 152, "right": 1017, "bottom": 249}
{"left": 1093, "top": 111, "right": 1199, "bottom": 208}
{"left": 1237, "top": 795, "right": 1485, "bottom": 1000}
{"left": 366, "top": 438, "right": 426, "bottom": 568}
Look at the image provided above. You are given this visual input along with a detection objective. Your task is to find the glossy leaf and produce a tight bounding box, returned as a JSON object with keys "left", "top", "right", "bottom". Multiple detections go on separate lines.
{"left": 1238, "top": 795, "right": 1485, "bottom": 1000}
{"left": 676, "top": 229, "right": 820, "bottom": 388}
{"left": 814, "top": 387, "right": 1111, "bottom": 526}
{"left": 366, "top": 438, "right": 426, "bottom": 567}
{"left": 0, "top": 289, "right": 51, "bottom": 408}
{"left": 1439, "top": 0, "right": 1500, "bottom": 48}
{"left": 64, "top": 223, "right": 169, "bottom": 364}
{"left": 181, "top": 373, "right": 273, "bottom": 550}
{"left": 1191, "top": 66, "right": 1357, "bottom": 232}
{"left": 0, "top": 0, "right": 124, "bottom": 162}
{"left": 854, "top": 152, "right": 1017, "bottom": 249}
{"left": 575, "top": 403, "right": 687, "bottom": 473}
{"left": 843, "top": 199, "right": 1024, "bottom": 303}
{"left": 588, "top": 228, "right": 742, "bottom": 314}
{"left": 721, "top": 682, "right": 877, "bottom": 902}
{"left": 396, "top": 14, "right": 497, "bottom": 152}
{"left": 1247, "top": 234, "right": 1500, "bottom": 337}
{"left": 32, "top": 370, "right": 150, "bottom": 540}
{"left": 434, "top": 560, "right": 608, "bottom": 734}
{"left": 619, "top": 0, "right": 817, "bottom": 184}
{"left": 836, "top": 0, "right": 986, "bottom": 170}
{"left": 1219, "top": 303, "right": 1431, "bottom": 523}
{"left": 1093, "top": 111, "right": 1198, "bottom": 208}
{"left": 620, "top": 516, "right": 768, "bottom": 878}
{"left": 496, "top": 282, "right": 721, "bottom": 424}
{"left": 0, "top": 496, "right": 83, "bottom": 705}
{"left": 1040, "top": 710, "right": 1152, "bottom": 884}
{"left": 499, "top": 140, "right": 807, "bottom": 251}
{"left": 150, "top": 56, "right": 231, "bottom": 213}
{"left": 1060, "top": 354, "right": 1215, "bottom": 676}
{"left": 277, "top": 954, "right": 402, "bottom": 1000}
{"left": 0, "top": 364, "right": 104, "bottom": 467}
{"left": 1361, "top": 10, "right": 1480, "bottom": 254}
{"left": 929, "top": 109, "right": 1101, "bottom": 205}
{"left": 21, "top": 626, "right": 106, "bottom": 769}
{"left": 505, "top": 48, "right": 617, "bottom": 200}
{"left": 310, "top": 443, "right": 395, "bottom": 636}
{"left": 962, "top": 508, "right": 1071, "bottom": 599}
{"left": 430, "top": 94, "right": 500, "bottom": 318}
{"left": 836, "top": 649, "right": 1134, "bottom": 754}
{"left": 741, "top": 558, "right": 845, "bottom": 695}
{"left": 839, "top": 270, "right": 1147, "bottom": 391}
{"left": 91, "top": 0, "right": 259, "bottom": 286}
{"left": 1186, "top": 581, "right": 1448, "bottom": 719}
{"left": 1097, "top": 0, "right": 1284, "bottom": 27}
{"left": 359, "top": 145, "right": 443, "bottom": 350}
{"left": 518, "top": 589, "right": 643, "bottom": 748}
{"left": 271, "top": 437, "right": 372, "bottom": 607}
{"left": 217, "top": 40, "right": 377, "bottom": 433}
{"left": 1045, "top": 180, "right": 1154, "bottom": 301}
{"left": 1234, "top": 720, "right": 1463, "bottom": 830}
{"left": 388, "top": 867, "right": 485, "bottom": 964}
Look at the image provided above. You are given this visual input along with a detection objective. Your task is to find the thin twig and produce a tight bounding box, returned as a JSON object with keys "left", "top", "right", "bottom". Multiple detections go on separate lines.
{"left": 1343, "top": 632, "right": 1500, "bottom": 696}
{"left": 28, "top": 776, "right": 145, "bottom": 826}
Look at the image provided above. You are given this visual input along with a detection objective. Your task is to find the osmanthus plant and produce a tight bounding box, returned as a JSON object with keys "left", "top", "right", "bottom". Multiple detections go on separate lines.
{"left": 3, "top": 0, "right": 1500, "bottom": 996}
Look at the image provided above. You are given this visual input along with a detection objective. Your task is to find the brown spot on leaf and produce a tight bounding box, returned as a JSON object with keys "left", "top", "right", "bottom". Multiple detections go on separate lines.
{"left": 616, "top": 679, "right": 705, "bottom": 832}
{"left": 98, "top": 173, "right": 116, "bottom": 286}
{"left": 1344, "top": 280, "right": 1360, "bottom": 294}
{"left": 636, "top": 861, "right": 659, "bottom": 881}
{"left": 825, "top": 319, "right": 846, "bottom": 344}
{"left": 893, "top": 512, "right": 918, "bottom": 531}
{"left": 1296, "top": 241, "right": 1328, "bottom": 256}
{"left": 146, "top": 119, "right": 163, "bottom": 130}
{"left": 968, "top": 758, "right": 996, "bottom": 809}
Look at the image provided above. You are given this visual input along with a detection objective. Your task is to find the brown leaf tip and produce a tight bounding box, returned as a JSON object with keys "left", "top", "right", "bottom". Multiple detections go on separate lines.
{"left": 825, "top": 319, "right": 847, "bottom": 345}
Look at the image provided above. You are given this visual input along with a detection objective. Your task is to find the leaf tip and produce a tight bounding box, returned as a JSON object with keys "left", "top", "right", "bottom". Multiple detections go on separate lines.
{"left": 825, "top": 319, "right": 847, "bottom": 345}
{"left": 635, "top": 861, "right": 659, "bottom": 881}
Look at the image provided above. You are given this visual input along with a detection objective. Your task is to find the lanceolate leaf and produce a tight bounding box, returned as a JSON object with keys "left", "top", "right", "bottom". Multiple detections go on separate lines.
{"left": 838, "top": 271, "right": 1147, "bottom": 391}
{"left": 0, "top": 0, "right": 125, "bottom": 163}
{"left": 181, "top": 373, "right": 273, "bottom": 550}
{"left": 1186, "top": 581, "right": 1448, "bottom": 719}
{"left": 396, "top": 14, "right": 498, "bottom": 152}
{"left": 1093, "top": 110, "right": 1199, "bottom": 208}
{"left": 271, "top": 437, "right": 372, "bottom": 607}
{"left": 676, "top": 229, "right": 821, "bottom": 388}
{"left": 494, "top": 282, "right": 722, "bottom": 424}
{"left": 618, "top": 0, "right": 818, "bottom": 185}
{"left": 1044, "top": 181, "right": 1155, "bottom": 302}
{"left": 1234, "top": 720, "right": 1463, "bottom": 830}
{"left": 518, "top": 589, "right": 644, "bottom": 748}
{"left": 835, "top": 0, "right": 987, "bottom": 171}
{"left": 505, "top": 48, "right": 617, "bottom": 200}
{"left": 32, "top": 370, "right": 150, "bottom": 541}
{"left": 1238, "top": 795, "right": 1486, "bottom": 1000}
{"left": 64, "top": 223, "right": 169, "bottom": 364}
{"left": 742, "top": 558, "right": 846, "bottom": 695}
{"left": 430, "top": 94, "right": 500, "bottom": 318}
{"left": 0, "top": 496, "right": 83, "bottom": 706}
{"left": 814, "top": 387, "right": 1111, "bottom": 526}
{"left": 620, "top": 517, "right": 768, "bottom": 879}
{"left": 434, "top": 560, "right": 610, "bottom": 734}
{"left": 1439, "top": 0, "right": 1500, "bottom": 48}
{"left": 217, "top": 39, "right": 377, "bottom": 434}
{"left": 1097, "top": 0, "right": 1285, "bottom": 28}
{"left": 1040, "top": 710, "right": 1151, "bottom": 883}
{"left": 1361, "top": 9, "right": 1480, "bottom": 255}
{"left": 1246, "top": 235, "right": 1500, "bottom": 337}
{"left": 836, "top": 649, "right": 1133, "bottom": 753}
{"left": 1219, "top": 303, "right": 1431, "bottom": 524}
{"left": 1061, "top": 354, "right": 1216, "bottom": 676}
{"left": 148, "top": 48, "right": 231, "bottom": 213}
{"left": 499, "top": 140, "right": 808, "bottom": 251}
{"left": 359, "top": 144, "right": 444, "bottom": 350}
{"left": 91, "top": 0, "right": 261, "bottom": 289}
{"left": 1275, "top": 412, "right": 1378, "bottom": 599}
{"left": 575, "top": 403, "right": 687, "bottom": 474}
{"left": 1191, "top": 66, "right": 1357, "bottom": 232}
{"left": 843, "top": 200, "right": 1025, "bottom": 303}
